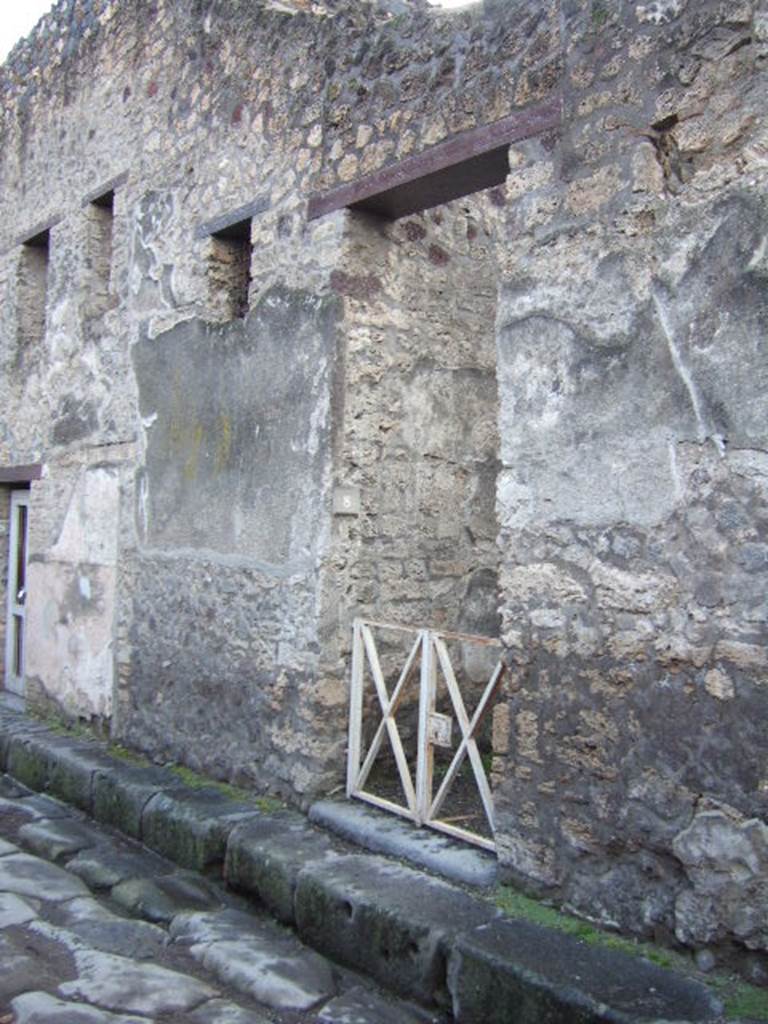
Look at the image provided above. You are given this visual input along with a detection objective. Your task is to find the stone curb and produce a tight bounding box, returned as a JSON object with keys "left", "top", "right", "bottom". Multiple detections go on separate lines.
{"left": 0, "top": 707, "right": 724, "bottom": 1023}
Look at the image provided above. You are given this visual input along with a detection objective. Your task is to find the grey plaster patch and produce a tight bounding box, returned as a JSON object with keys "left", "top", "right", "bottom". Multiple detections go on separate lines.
{"left": 0, "top": 890, "right": 38, "bottom": 927}
{"left": 309, "top": 799, "right": 498, "bottom": 889}
{"left": 11, "top": 991, "right": 149, "bottom": 1024}
{"left": 18, "top": 817, "right": 104, "bottom": 862}
{"left": 317, "top": 986, "right": 427, "bottom": 1024}
{"left": 171, "top": 909, "right": 335, "bottom": 1010}
{"left": 59, "top": 946, "right": 217, "bottom": 1014}
{"left": 0, "top": 852, "right": 90, "bottom": 902}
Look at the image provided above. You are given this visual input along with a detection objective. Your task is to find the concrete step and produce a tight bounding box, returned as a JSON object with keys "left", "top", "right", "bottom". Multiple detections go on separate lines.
{"left": 0, "top": 705, "right": 725, "bottom": 1023}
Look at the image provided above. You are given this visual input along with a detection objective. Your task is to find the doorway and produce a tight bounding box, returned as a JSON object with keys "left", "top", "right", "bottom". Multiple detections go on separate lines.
{"left": 4, "top": 489, "right": 30, "bottom": 697}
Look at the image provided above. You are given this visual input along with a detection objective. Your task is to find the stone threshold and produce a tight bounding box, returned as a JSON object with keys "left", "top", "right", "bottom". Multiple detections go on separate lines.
{"left": 309, "top": 798, "right": 498, "bottom": 889}
{"left": 0, "top": 705, "right": 723, "bottom": 1024}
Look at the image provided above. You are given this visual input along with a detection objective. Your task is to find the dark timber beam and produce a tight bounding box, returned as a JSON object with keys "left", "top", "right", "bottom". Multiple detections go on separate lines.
{"left": 308, "top": 96, "right": 562, "bottom": 222}
{"left": 0, "top": 464, "right": 43, "bottom": 484}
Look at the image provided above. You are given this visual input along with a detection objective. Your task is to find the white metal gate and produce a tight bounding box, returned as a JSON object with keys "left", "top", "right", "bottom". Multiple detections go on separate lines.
{"left": 347, "top": 617, "right": 506, "bottom": 852}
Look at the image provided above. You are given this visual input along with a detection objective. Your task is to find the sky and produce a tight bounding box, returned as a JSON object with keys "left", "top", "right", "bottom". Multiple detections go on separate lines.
{"left": 0, "top": 0, "right": 471, "bottom": 64}
{"left": 0, "top": 0, "right": 55, "bottom": 63}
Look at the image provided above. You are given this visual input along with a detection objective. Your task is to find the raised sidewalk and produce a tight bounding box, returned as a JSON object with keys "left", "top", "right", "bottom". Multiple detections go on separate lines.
{"left": 0, "top": 704, "right": 724, "bottom": 1024}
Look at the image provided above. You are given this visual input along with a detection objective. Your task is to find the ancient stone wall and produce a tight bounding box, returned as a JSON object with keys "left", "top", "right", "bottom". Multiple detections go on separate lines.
{"left": 0, "top": 0, "right": 350, "bottom": 796}
{"left": 329, "top": 197, "right": 502, "bottom": 637}
{"left": 489, "top": 0, "right": 768, "bottom": 968}
{"left": 318, "top": 0, "right": 562, "bottom": 191}
{"left": 0, "top": 0, "right": 766, "bottom": 970}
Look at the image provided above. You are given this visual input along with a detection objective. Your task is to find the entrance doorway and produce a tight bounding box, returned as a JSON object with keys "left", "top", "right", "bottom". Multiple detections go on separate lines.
{"left": 4, "top": 489, "right": 30, "bottom": 696}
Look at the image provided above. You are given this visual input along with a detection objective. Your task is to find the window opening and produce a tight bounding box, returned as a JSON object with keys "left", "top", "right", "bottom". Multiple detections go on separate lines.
{"left": 86, "top": 189, "right": 115, "bottom": 314}
{"left": 208, "top": 217, "right": 253, "bottom": 320}
{"left": 17, "top": 228, "right": 50, "bottom": 355}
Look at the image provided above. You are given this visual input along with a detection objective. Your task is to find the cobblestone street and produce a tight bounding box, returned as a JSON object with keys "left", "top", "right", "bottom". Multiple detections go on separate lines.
{"left": 0, "top": 773, "right": 428, "bottom": 1024}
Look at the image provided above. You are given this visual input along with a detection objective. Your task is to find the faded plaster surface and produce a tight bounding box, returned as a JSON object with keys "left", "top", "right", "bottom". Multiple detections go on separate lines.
{"left": 26, "top": 466, "right": 120, "bottom": 719}
{"left": 119, "top": 286, "right": 341, "bottom": 797}
{"left": 489, "top": 0, "right": 768, "bottom": 966}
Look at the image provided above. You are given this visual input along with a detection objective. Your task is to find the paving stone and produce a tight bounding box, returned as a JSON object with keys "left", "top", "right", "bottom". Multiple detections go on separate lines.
{"left": 18, "top": 817, "right": 105, "bottom": 863}
{"left": 295, "top": 854, "right": 499, "bottom": 1005}
{"left": 142, "top": 787, "right": 259, "bottom": 872}
{"left": 171, "top": 908, "right": 336, "bottom": 1011}
{"left": 317, "top": 986, "right": 428, "bottom": 1024}
{"left": 188, "top": 998, "right": 272, "bottom": 1024}
{"left": 447, "top": 918, "right": 724, "bottom": 1024}
{"left": 0, "top": 852, "right": 91, "bottom": 902}
{"left": 111, "top": 871, "right": 225, "bottom": 924}
{"left": 0, "top": 837, "right": 18, "bottom": 856}
{"left": 11, "top": 991, "right": 150, "bottom": 1024}
{"left": 67, "top": 841, "right": 173, "bottom": 890}
{"left": 19, "top": 793, "right": 76, "bottom": 820}
{"left": 52, "top": 897, "right": 168, "bottom": 959}
{"left": 225, "top": 811, "right": 338, "bottom": 924}
{"left": 59, "top": 946, "right": 217, "bottom": 1015}
{"left": 310, "top": 799, "right": 498, "bottom": 889}
{"left": 0, "top": 891, "right": 38, "bottom": 927}
{"left": 92, "top": 763, "right": 177, "bottom": 839}
{"left": 0, "top": 926, "right": 76, "bottom": 1003}
{"left": 0, "top": 795, "right": 57, "bottom": 836}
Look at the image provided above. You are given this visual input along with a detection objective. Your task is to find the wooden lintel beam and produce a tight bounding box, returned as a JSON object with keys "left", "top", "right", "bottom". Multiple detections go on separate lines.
{"left": 308, "top": 95, "right": 562, "bottom": 221}
{"left": 0, "top": 463, "right": 43, "bottom": 484}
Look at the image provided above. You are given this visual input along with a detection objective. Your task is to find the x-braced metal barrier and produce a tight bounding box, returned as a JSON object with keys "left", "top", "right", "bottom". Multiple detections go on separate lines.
{"left": 347, "top": 618, "right": 506, "bottom": 852}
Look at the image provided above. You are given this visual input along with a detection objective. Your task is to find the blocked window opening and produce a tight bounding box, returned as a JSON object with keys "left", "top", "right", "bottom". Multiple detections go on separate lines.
{"left": 16, "top": 229, "right": 50, "bottom": 355}
{"left": 85, "top": 189, "right": 115, "bottom": 315}
{"left": 208, "top": 217, "right": 253, "bottom": 320}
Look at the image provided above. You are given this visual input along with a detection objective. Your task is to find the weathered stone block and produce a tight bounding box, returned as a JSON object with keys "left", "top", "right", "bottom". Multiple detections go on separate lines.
{"left": 141, "top": 788, "right": 259, "bottom": 872}
{"left": 447, "top": 918, "right": 723, "bottom": 1024}
{"left": 294, "top": 854, "right": 498, "bottom": 1006}
{"left": 46, "top": 743, "right": 119, "bottom": 814}
{"left": 5, "top": 734, "right": 61, "bottom": 793}
{"left": 673, "top": 804, "right": 768, "bottom": 952}
{"left": 225, "top": 812, "right": 337, "bottom": 924}
{"left": 0, "top": 715, "right": 50, "bottom": 773}
{"left": 91, "top": 764, "right": 178, "bottom": 839}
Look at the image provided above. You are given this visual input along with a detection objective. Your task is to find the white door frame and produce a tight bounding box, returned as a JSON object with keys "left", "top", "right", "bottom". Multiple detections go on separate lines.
{"left": 4, "top": 489, "right": 30, "bottom": 696}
